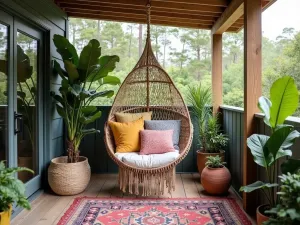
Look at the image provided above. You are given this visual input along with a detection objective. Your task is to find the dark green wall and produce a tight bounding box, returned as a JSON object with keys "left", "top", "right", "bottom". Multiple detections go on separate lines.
{"left": 79, "top": 106, "right": 200, "bottom": 173}
{"left": 0, "top": 0, "right": 67, "bottom": 180}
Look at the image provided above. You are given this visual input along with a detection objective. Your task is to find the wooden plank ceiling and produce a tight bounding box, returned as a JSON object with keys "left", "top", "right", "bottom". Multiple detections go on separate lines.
{"left": 54, "top": 0, "right": 276, "bottom": 32}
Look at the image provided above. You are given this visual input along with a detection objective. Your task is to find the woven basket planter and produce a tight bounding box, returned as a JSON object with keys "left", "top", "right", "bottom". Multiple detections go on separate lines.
{"left": 48, "top": 156, "right": 91, "bottom": 195}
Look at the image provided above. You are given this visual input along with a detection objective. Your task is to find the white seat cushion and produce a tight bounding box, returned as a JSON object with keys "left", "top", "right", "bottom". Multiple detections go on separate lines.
{"left": 115, "top": 150, "right": 180, "bottom": 169}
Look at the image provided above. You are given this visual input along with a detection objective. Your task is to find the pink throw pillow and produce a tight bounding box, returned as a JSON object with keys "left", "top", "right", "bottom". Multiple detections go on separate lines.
{"left": 139, "top": 130, "right": 175, "bottom": 155}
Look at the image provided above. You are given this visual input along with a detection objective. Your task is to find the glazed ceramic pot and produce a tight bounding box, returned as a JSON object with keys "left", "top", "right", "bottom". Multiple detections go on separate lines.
{"left": 257, "top": 204, "right": 270, "bottom": 225}
{"left": 197, "top": 149, "right": 225, "bottom": 176}
{"left": 201, "top": 165, "right": 231, "bottom": 195}
{"left": 0, "top": 205, "right": 12, "bottom": 225}
{"left": 48, "top": 156, "right": 91, "bottom": 195}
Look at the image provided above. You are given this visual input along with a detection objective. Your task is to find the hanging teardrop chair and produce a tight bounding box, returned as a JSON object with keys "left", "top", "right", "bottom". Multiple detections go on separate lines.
{"left": 104, "top": 1, "right": 193, "bottom": 196}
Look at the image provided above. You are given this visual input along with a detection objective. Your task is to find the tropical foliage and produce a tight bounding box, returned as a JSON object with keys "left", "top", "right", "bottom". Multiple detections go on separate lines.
{"left": 205, "top": 155, "right": 226, "bottom": 168}
{"left": 240, "top": 76, "right": 300, "bottom": 209}
{"left": 0, "top": 161, "right": 33, "bottom": 212}
{"left": 265, "top": 172, "right": 300, "bottom": 225}
{"left": 52, "top": 35, "right": 120, "bottom": 162}
{"left": 188, "top": 84, "right": 228, "bottom": 153}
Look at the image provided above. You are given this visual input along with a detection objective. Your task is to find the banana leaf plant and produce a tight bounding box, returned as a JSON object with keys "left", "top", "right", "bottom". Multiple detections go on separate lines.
{"left": 240, "top": 76, "right": 300, "bottom": 209}
{"left": 52, "top": 35, "right": 120, "bottom": 163}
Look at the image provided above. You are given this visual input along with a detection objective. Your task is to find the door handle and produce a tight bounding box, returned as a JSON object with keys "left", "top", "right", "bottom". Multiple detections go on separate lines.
{"left": 14, "top": 112, "right": 23, "bottom": 134}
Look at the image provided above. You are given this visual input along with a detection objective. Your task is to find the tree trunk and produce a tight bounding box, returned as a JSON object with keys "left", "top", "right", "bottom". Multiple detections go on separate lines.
{"left": 67, "top": 140, "right": 79, "bottom": 163}
{"left": 128, "top": 26, "right": 133, "bottom": 58}
{"left": 97, "top": 20, "right": 101, "bottom": 42}
{"left": 138, "top": 24, "right": 143, "bottom": 57}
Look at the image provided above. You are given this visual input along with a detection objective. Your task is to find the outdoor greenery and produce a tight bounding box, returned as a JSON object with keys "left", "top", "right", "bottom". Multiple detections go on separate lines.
{"left": 67, "top": 19, "right": 300, "bottom": 116}
{"left": 205, "top": 155, "right": 226, "bottom": 169}
{"left": 188, "top": 83, "right": 228, "bottom": 152}
{"left": 240, "top": 76, "right": 300, "bottom": 210}
{"left": 265, "top": 172, "right": 300, "bottom": 225}
{"left": 52, "top": 35, "right": 120, "bottom": 163}
{"left": 0, "top": 161, "right": 33, "bottom": 212}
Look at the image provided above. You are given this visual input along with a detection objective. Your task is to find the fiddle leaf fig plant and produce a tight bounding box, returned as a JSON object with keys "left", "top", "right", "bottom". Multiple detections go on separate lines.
{"left": 240, "top": 76, "right": 300, "bottom": 209}
{"left": 52, "top": 35, "right": 120, "bottom": 163}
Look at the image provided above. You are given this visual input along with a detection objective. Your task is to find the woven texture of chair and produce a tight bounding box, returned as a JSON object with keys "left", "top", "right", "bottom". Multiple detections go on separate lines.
{"left": 104, "top": 2, "right": 193, "bottom": 196}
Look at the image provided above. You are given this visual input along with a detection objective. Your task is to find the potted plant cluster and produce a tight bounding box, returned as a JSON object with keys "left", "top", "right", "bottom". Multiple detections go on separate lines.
{"left": 0, "top": 161, "right": 33, "bottom": 225}
{"left": 188, "top": 84, "right": 228, "bottom": 175}
{"left": 201, "top": 155, "right": 231, "bottom": 195}
{"left": 265, "top": 172, "right": 300, "bottom": 225}
{"left": 48, "top": 35, "right": 120, "bottom": 195}
{"left": 240, "top": 76, "right": 300, "bottom": 225}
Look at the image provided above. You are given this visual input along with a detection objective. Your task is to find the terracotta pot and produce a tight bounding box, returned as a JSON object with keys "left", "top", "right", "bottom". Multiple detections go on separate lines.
{"left": 0, "top": 205, "right": 12, "bottom": 225}
{"left": 201, "top": 166, "right": 231, "bottom": 195}
{"left": 257, "top": 204, "right": 270, "bottom": 225}
{"left": 197, "top": 149, "right": 225, "bottom": 175}
{"left": 48, "top": 156, "right": 91, "bottom": 195}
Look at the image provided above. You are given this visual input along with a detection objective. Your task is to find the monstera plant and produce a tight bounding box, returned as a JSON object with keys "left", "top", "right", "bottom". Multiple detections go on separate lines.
{"left": 52, "top": 35, "right": 120, "bottom": 163}
{"left": 240, "top": 76, "right": 300, "bottom": 224}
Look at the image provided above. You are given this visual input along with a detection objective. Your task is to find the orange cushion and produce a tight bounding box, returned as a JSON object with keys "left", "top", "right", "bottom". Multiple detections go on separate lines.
{"left": 115, "top": 112, "right": 152, "bottom": 123}
{"left": 108, "top": 117, "right": 144, "bottom": 153}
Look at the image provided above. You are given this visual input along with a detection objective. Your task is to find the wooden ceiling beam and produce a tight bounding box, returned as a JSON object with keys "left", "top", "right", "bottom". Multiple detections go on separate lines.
{"left": 67, "top": 12, "right": 215, "bottom": 30}
{"left": 152, "top": 0, "right": 229, "bottom": 7}
{"left": 211, "top": 0, "right": 244, "bottom": 34}
{"left": 65, "top": 9, "right": 215, "bottom": 26}
{"left": 57, "top": 0, "right": 224, "bottom": 14}
{"left": 61, "top": 4, "right": 218, "bottom": 24}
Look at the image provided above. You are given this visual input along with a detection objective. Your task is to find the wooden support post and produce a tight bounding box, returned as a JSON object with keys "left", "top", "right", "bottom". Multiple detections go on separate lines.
{"left": 212, "top": 34, "right": 223, "bottom": 115}
{"left": 243, "top": 0, "right": 262, "bottom": 214}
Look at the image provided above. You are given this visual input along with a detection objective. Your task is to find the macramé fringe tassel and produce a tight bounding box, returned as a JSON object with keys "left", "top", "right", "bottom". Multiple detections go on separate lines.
{"left": 118, "top": 167, "right": 176, "bottom": 196}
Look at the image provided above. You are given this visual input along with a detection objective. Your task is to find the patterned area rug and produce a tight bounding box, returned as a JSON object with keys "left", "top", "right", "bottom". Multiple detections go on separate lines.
{"left": 58, "top": 197, "right": 251, "bottom": 225}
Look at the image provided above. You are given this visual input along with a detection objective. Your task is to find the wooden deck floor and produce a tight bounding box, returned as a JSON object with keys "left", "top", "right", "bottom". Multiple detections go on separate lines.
{"left": 12, "top": 173, "right": 249, "bottom": 225}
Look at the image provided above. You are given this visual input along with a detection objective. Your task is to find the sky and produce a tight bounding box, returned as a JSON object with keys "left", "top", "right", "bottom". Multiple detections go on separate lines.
{"left": 262, "top": 0, "right": 300, "bottom": 40}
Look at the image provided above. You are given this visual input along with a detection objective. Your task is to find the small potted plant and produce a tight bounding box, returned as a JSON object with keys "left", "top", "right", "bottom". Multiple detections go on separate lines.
{"left": 265, "top": 172, "right": 300, "bottom": 225}
{"left": 240, "top": 76, "right": 300, "bottom": 225}
{"left": 0, "top": 161, "right": 33, "bottom": 225}
{"left": 201, "top": 155, "right": 231, "bottom": 195}
{"left": 48, "top": 35, "right": 120, "bottom": 195}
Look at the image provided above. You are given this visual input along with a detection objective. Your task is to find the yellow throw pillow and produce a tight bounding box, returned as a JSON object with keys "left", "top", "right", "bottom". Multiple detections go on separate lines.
{"left": 115, "top": 111, "right": 152, "bottom": 123}
{"left": 108, "top": 117, "right": 144, "bottom": 153}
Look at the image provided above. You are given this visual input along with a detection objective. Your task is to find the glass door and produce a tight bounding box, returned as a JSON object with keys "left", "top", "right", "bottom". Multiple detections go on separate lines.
{"left": 14, "top": 19, "right": 44, "bottom": 196}
{"left": 0, "top": 9, "right": 44, "bottom": 197}
{"left": 0, "top": 10, "right": 13, "bottom": 167}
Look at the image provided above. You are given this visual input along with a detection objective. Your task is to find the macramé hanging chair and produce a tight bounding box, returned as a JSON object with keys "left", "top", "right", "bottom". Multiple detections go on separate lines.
{"left": 104, "top": 1, "right": 193, "bottom": 196}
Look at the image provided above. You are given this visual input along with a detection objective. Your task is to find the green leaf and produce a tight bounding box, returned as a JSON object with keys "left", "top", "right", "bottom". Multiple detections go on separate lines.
{"left": 266, "top": 126, "right": 295, "bottom": 159}
{"left": 281, "top": 159, "right": 300, "bottom": 174}
{"left": 240, "top": 181, "right": 278, "bottom": 193}
{"left": 258, "top": 96, "right": 271, "bottom": 126}
{"left": 79, "top": 111, "right": 102, "bottom": 125}
{"left": 53, "top": 34, "right": 79, "bottom": 65}
{"left": 81, "top": 128, "right": 100, "bottom": 136}
{"left": 56, "top": 104, "right": 67, "bottom": 119}
{"left": 78, "top": 39, "right": 101, "bottom": 80}
{"left": 86, "top": 55, "right": 120, "bottom": 82}
{"left": 247, "top": 134, "right": 271, "bottom": 167}
{"left": 81, "top": 106, "right": 97, "bottom": 116}
{"left": 53, "top": 60, "right": 67, "bottom": 80}
{"left": 98, "top": 75, "right": 121, "bottom": 86}
{"left": 88, "top": 90, "right": 114, "bottom": 102}
{"left": 17, "top": 45, "right": 33, "bottom": 83}
{"left": 64, "top": 60, "right": 79, "bottom": 82}
{"left": 269, "top": 76, "right": 299, "bottom": 128}
{"left": 69, "top": 84, "right": 82, "bottom": 97}
{"left": 53, "top": 95, "right": 65, "bottom": 106}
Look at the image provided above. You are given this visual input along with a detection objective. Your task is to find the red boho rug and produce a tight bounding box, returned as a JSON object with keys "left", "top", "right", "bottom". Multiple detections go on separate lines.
{"left": 57, "top": 197, "right": 251, "bottom": 225}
